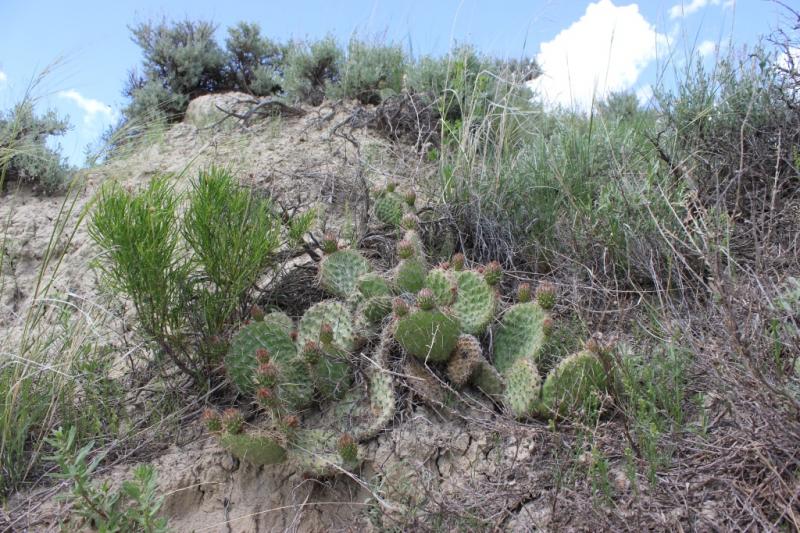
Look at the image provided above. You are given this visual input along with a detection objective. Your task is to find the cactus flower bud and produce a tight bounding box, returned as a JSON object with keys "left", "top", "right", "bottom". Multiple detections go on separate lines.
{"left": 397, "top": 239, "right": 415, "bottom": 259}
{"left": 517, "top": 283, "right": 532, "bottom": 303}
{"left": 337, "top": 433, "right": 358, "bottom": 463}
{"left": 250, "top": 305, "right": 265, "bottom": 321}
{"left": 404, "top": 190, "right": 417, "bottom": 206}
{"left": 255, "top": 348, "right": 270, "bottom": 363}
{"left": 201, "top": 408, "right": 222, "bottom": 433}
{"left": 483, "top": 261, "right": 503, "bottom": 286}
{"left": 321, "top": 233, "right": 339, "bottom": 254}
{"left": 417, "top": 288, "right": 436, "bottom": 310}
{"left": 319, "top": 323, "right": 334, "bottom": 345}
{"left": 542, "top": 316, "right": 554, "bottom": 335}
{"left": 452, "top": 253, "right": 465, "bottom": 271}
{"left": 284, "top": 414, "right": 300, "bottom": 429}
{"left": 393, "top": 298, "right": 409, "bottom": 317}
{"left": 400, "top": 213, "right": 419, "bottom": 230}
{"left": 536, "top": 281, "right": 556, "bottom": 310}
{"left": 386, "top": 182, "right": 397, "bottom": 193}
{"left": 221, "top": 408, "right": 244, "bottom": 434}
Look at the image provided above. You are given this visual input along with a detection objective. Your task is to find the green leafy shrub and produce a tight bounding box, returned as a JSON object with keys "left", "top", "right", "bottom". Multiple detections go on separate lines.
{"left": 283, "top": 36, "right": 343, "bottom": 105}
{"left": 0, "top": 102, "right": 71, "bottom": 194}
{"left": 331, "top": 38, "right": 406, "bottom": 104}
{"left": 47, "top": 426, "right": 168, "bottom": 532}
{"left": 224, "top": 22, "right": 284, "bottom": 96}
{"left": 88, "top": 168, "right": 313, "bottom": 384}
{"left": 125, "top": 19, "right": 227, "bottom": 113}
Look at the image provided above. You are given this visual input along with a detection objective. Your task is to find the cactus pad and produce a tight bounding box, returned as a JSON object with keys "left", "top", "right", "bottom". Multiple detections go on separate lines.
{"left": 492, "top": 302, "right": 549, "bottom": 373}
{"left": 319, "top": 249, "right": 371, "bottom": 298}
{"left": 226, "top": 321, "right": 313, "bottom": 412}
{"left": 446, "top": 334, "right": 483, "bottom": 387}
{"left": 540, "top": 351, "right": 606, "bottom": 417}
{"left": 262, "top": 311, "right": 294, "bottom": 334}
{"left": 394, "top": 308, "right": 460, "bottom": 363}
{"left": 503, "top": 358, "right": 542, "bottom": 419}
{"left": 425, "top": 268, "right": 457, "bottom": 306}
{"left": 357, "top": 272, "right": 393, "bottom": 299}
{"left": 374, "top": 191, "right": 407, "bottom": 227}
{"left": 297, "top": 300, "right": 357, "bottom": 352}
{"left": 470, "top": 358, "right": 506, "bottom": 398}
{"left": 358, "top": 295, "right": 393, "bottom": 324}
{"left": 220, "top": 431, "right": 287, "bottom": 466}
{"left": 452, "top": 270, "right": 496, "bottom": 335}
{"left": 395, "top": 258, "right": 428, "bottom": 294}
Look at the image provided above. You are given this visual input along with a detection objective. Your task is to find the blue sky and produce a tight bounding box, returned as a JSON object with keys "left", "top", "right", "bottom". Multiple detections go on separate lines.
{"left": 0, "top": 0, "right": 790, "bottom": 166}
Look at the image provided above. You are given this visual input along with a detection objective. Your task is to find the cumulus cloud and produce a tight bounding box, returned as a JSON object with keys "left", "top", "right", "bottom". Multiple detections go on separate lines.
{"left": 58, "top": 89, "right": 118, "bottom": 126}
{"left": 527, "top": 0, "right": 668, "bottom": 110}
{"left": 668, "top": 0, "right": 732, "bottom": 19}
{"left": 698, "top": 40, "right": 717, "bottom": 57}
{"left": 0, "top": 70, "right": 7, "bottom": 84}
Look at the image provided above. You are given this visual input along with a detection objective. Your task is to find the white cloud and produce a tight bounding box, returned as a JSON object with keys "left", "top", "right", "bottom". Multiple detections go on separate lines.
{"left": 58, "top": 89, "right": 118, "bottom": 126}
{"left": 698, "top": 40, "right": 717, "bottom": 57}
{"left": 668, "top": 0, "right": 732, "bottom": 19}
{"left": 635, "top": 84, "right": 654, "bottom": 105}
{"left": 527, "top": 0, "right": 668, "bottom": 110}
{"left": 0, "top": 70, "right": 7, "bottom": 84}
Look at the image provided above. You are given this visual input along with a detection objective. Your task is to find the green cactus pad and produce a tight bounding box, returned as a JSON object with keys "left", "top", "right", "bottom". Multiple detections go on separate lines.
{"left": 319, "top": 249, "right": 371, "bottom": 298}
{"left": 424, "top": 268, "right": 457, "bottom": 306}
{"left": 492, "top": 302, "right": 549, "bottom": 373}
{"left": 452, "top": 270, "right": 496, "bottom": 335}
{"left": 470, "top": 358, "right": 506, "bottom": 398}
{"left": 374, "top": 191, "right": 407, "bottom": 227}
{"left": 262, "top": 311, "right": 294, "bottom": 334}
{"left": 395, "top": 258, "right": 428, "bottom": 294}
{"left": 540, "top": 350, "right": 606, "bottom": 417}
{"left": 226, "top": 321, "right": 313, "bottom": 411}
{"left": 358, "top": 295, "right": 393, "bottom": 324}
{"left": 357, "top": 272, "right": 393, "bottom": 299}
{"left": 297, "top": 300, "right": 357, "bottom": 352}
{"left": 291, "top": 428, "right": 362, "bottom": 477}
{"left": 220, "top": 431, "right": 287, "bottom": 466}
{"left": 312, "top": 348, "right": 352, "bottom": 400}
{"left": 394, "top": 308, "right": 460, "bottom": 363}
{"left": 446, "top": 334, "right": 483, "bottom": 388}
{"left": 503, "top": 358, "right": 542, "bottom": 419}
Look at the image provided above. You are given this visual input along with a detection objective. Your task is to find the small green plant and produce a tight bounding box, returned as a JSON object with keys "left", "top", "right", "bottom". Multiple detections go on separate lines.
{"left": 283, "top": 36, "right": 343, "bottom": 105}
{"left": 0, "top": 100, "right": 71, "bottom": 194}
{"left": 89, "top": 167, "right": 314, "bottom": 384}
{"left": 47, "top": 426, "right": 168, "bottom": 532}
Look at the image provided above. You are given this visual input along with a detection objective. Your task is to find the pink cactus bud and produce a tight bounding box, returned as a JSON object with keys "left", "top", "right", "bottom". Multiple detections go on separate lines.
{"left": 536, "top": 281, "right": 556, "bottom": 310}
{"left": 321, "top": 233, "right": 339, "bottom": 254}
{"left": 401, "top": 213, "right": 419, "bottom": 230}
{"left": 404, "top": 190, "right": 417, "bottom": 206}
{"left": 517, "top": 283, "right": 532, "bottom": 303}
{"left": 250, "top": 305, "right": 265, "bottom": 321}
{"left": 255, "top": 348, "right": 270, "bottom": 363}
{"left": 483, "top": 261, "right": 503, "bottom": 286}
{"left": 397, "top": 239, "right": 415, "bottom": 259}
{"left": 417, "top": 288, "right": 436, "bottom": 310}
{"left": 393, "top": 298, "right": 409, "bottom": 317}
{"left": 452, "top": 253, "right": 465, "bottom": 271}
{"left": 319, "top": 323, "right": 334, "bottom": 345}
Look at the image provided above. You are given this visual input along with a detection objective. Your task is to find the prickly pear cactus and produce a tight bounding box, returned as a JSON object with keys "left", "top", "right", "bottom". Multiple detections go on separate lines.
{"left": 492, "top": 301, "right": 549, "bottom": 374}
{"left": 539, "top": 350, "right": 606, "bottom": 417}
{"left": 358, "top": 295, "right": 393, "bottom": 325}
{"left": 470, "top": 358, "right": 505, "bottom": 398}
{"left": 452, "top": 270, "right": 495, "bottom": 335}
{"left": 219, "top": 431, "right": 288, "bottom": 466}
{"left": 262, "top": 311, "right": 294, "bottom": 334}
{"left": 374, "top": 189, "right": 408, "bottom": 227}
{"left": 394, "top": 257, "right": 427, "bottom": 294}
{"left": 357, "top": 272, "right": 393, "bottom": 299}
{"left": 446, "top": 334, "right": 483, "bottom": 388}
{"left": 424, "top": 267, "right": 457, "bottom": 306}
{"left": 297, "top": 300, "right": 357, "bottom": 352}
{"left": 319, "top": 249, "right": 371, "bottom": 298}
{"left": 226, "top": 321, "right": 313, "bottom": 411}
{"left": 393, "top": 303, "right": 460, "bottom": 363}
{"left": 504, "top": 358, "right": 542, "bottom": 419}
